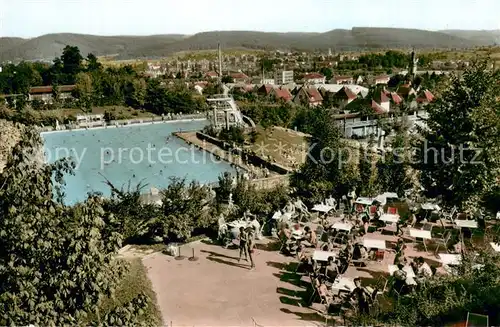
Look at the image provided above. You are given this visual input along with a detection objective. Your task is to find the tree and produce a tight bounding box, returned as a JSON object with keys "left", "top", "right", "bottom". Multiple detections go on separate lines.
{"left": 319, "top": 67, "right": 333, "bottom": 80}
{"left": 74, "top": 72, "right": 93, "bottom": 111}
{"left": 86, "top": 53, "right": 103, "bottom": 72}
{"left": 0, "top": 129, "right": 147, "bottom": 325}
{"left": 221, "top": 75, "right": 234, "bottom": 83}
{"left": 291, "top": 106, "right": 356, "bottom": 202}
{"left": 358, "top": 146, "right": 378, "bottom": 197}
{"left": 416, "top": 61, "right": 500, "bottom": 210}
{"left": 61, "top": 45, "right": 83, "bottom": 84}
{"left": 124, "top": 78, "right": 147, "bottom": 108}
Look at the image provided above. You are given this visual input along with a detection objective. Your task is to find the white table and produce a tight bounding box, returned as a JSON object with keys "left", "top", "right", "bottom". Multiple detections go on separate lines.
{"left": 363, "top": 239, "right": 386, "bottom": 250}
{"left": 331, "top": 222, "right": 353, "bottom": 232}
{"left": 421, "top": 203, "right": 441, "bottom": 211}
{"left": 491, "top": 242, "right": 500, "bottom": 252}
{"left": 388, "top": 264, "right": 416, "bottom": 286}
{"left": 409, "top": 229, "right": 432, "bottom": 239}
{"left": 409, "top": 228, "right": 432, "bottom": 252}
{"left": 454, "top": 220, "right": 478, "bottom": 229}
{"left": 439, "top": 253, "right": 461, "bottom": 266}
{"left": 330, "top": 277, "right": 356, "bottom": 292}
{"left": 355, "top": 197, "right": 373, "bottom": 206}
{"left": 312, "top": 204, "right": 334, "bottom": 213}
{"left": 313, "top": 250, "right": 337, "bottom": 262}
{"left": 380, "top": 213, "right": 400, "bottom": 223}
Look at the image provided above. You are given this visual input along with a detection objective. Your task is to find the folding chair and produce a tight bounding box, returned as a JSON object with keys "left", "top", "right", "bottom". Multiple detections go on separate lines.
{"left": 442, "top": 206, "right": 458, "bottom": 222}
{"left": 366, "top": 276, "right": 388, "bottom": 304}
{"left": 434, "top": 230, "right": 452, "bottom": 254}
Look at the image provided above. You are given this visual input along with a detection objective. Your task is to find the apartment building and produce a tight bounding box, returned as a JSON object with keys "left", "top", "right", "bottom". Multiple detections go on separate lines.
{"left": 274, "top": 70, "right": 294, "bottom": 85}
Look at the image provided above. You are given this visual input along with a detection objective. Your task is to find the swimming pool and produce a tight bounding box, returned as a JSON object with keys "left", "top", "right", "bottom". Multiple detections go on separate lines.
{"left": 42, "top": 120, "right": 236, "bottom": 204}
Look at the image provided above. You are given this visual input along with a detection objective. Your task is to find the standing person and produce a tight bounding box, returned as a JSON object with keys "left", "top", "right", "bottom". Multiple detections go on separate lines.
{"left": 247, "top": 228, "right": 256, "bottom": 270}
{"left": 350, "top": 278, "right": 371, "bottom": 315}
{"left": 237, "top": 226, "right": 248, "bottom": 262}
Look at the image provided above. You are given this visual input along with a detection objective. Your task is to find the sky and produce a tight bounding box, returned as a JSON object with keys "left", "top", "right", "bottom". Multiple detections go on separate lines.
{"left": 1, "top": 0, "right": 499, "bottom": 38}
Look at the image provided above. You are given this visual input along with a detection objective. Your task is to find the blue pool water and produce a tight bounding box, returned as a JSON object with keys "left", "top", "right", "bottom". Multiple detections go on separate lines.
{"left": 42, "top": 120, "right": 236, "bottom": 204}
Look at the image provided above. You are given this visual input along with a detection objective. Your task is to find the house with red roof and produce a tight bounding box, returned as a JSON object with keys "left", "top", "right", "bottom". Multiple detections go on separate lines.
{"left": 396, "top": 84, "right": 417, "bottom": 99}
{"left": 373, "top": 75, "right": 391, "bottom": 85}
{"left": 258, "top": 84, "right": 275, "bottom": 96}
{"left": 330, "top": 75, "right": 354, "bottom": 85}
{"left": 388, "top": 92, "right": 403, "bottom": 105}
{"left": 293, "top": 86, "right": 323, "bottom": 107}
{"left": 333, "top": 86, "right": 358, "bottom": 108}
{"left": 303, "top": 73, "right": 326, "bottom": 84}
{"left": 416, "top": 89, "right": 435, "bottom": 104}
{"left": 372, "top": 91, "right": 390, "bottom": 113}
{"left": 229, "top": 72, "right": 250, "bottom": 83}
{"left": 204, "top": 71, "right": 219, "bottom": 79}
{"left": 270, "top": 87, "right": 293, "bottom": 102}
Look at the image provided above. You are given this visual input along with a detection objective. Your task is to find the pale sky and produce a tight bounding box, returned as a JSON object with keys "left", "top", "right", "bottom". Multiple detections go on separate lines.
{"left": 1, "top": 0, "right": 499, "bottom": 38}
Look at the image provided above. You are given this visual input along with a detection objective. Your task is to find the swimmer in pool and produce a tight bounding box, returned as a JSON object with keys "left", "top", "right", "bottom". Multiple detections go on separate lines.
{"left": 133, "top": 174, "right": 136, "bottom": 178}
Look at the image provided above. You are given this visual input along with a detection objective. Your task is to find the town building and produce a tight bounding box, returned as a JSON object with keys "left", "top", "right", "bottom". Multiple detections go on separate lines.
{"left": 76, "top": 114, "right": 105, "bottom": 128}
{"left": 333, "top": 86, "right": 358, "bottom": 108}
{"left": 229, "top": 72, "right": 250, "bottom": 83}
{"left": 292, "top": 87, "right": 323, "bottom": 107}
{"left": 373, "top": 75, "right": 391, "bottom": 85}
{"left": 28, "top": 85, "right": 76, "bottom": 104}
{"left": 270, "top": 87, "right": 293, "bottom": 102}
{"left": 303, "top": 73, "right": 326, "bottom": 84}
{"left": 274, "top": 70, "right": 294, "bottom": 85}
{"left": 330, "top": 75, "right": 354, "bottom": 85}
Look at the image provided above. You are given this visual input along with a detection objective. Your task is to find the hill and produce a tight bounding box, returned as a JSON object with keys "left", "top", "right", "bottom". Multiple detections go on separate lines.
{"left": 439, "top": 29, "right": 500, "bottom": 45}
{"left": 0, "top": 27, "right": 495, "bottom": 62}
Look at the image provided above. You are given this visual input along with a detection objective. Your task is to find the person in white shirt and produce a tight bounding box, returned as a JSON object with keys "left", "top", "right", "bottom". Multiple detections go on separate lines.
{"left": 416, "top": 257, "right": 433, "bottom": 278}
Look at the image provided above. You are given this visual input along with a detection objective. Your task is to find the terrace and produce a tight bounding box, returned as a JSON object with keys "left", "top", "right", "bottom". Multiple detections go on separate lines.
{"left": 144, "top": 193, "right": 499, "bottom": 326}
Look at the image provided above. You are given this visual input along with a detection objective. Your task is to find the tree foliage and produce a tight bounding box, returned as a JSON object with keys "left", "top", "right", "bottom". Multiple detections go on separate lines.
{"left": 416, "top": 61, "right": 500, "bottom": 209}
{"left": 0, "top": 128, "right": 148, "bottom": 325}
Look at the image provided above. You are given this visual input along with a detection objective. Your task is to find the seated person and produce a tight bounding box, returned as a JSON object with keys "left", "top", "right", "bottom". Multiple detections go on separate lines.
{"left": 278, "top": 226, "right": 292, "bottom": 241}
{"left": 297, "top": 244, "right": 313, "bottom": 273}
{"left": 324, "top": 256, "right": 339, "bottom": 283}
{"left": 392, "top": 264, "right": 408, "bottom": 295}
{"left": 302, "top": 226, "right": 318, "bottom": 248}
{"left": 393, "top": 239, "right": 408, "bottom": 265}
{"left": 317, "top": 276, "right": 334, "bottom": 305}
{"left": 415, "top": 256, "right": 433, "bottom": 278}
{"left": 361, "top": 213, "right": 370, "bottom": 234}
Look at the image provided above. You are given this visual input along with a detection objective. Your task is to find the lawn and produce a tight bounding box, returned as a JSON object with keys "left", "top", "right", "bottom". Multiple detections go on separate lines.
{"left": 245, "top": 126, "right": 310, "bottom": 169}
